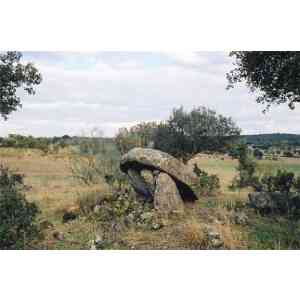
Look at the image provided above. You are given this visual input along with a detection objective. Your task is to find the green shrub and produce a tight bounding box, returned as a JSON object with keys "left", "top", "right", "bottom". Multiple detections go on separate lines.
{"left": 253, "top": 148, "right": 263, "bottom": 160}
{"left": 248, "top": 217, "right": 300, "bottom": 249}
{"left": 283, "top": 151, "right": 294, "bottom": 157}
{"left": 230, "top": 144, "right": 258, "bottom": 189}
{"left": 193, "top": 164, "right": 220, "bottom": 196}
{"left": 77, "top": 190, "right": 113, "bottom": 215}
{"left": 257, "top": 169, "right": 295, "bottom": 194}
{"left": 70, "top": 133, "right": 127, "bottom": 188}
{"left": 0, "top": 165, "right": 41, "bottom": 249}
{"left": 115, "top": 122, "right": 157, "bottom": 155}
{"left": 293, "top": 176, "right": 300, "bottom": 192}
{"left": 0, "top": 134, "right": 50, "bottom": 153}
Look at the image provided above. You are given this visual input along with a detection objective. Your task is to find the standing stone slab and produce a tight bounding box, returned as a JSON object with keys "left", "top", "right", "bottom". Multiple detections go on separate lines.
{"left": 154, "top": 173, "right": 184, "bottom": 214}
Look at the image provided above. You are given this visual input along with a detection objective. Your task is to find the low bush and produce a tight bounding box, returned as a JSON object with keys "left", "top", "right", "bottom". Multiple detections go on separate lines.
{"left": 0, "top": 165, "right": 41, "bottom": 249}
{"left": 248, "top": 170, "right": 300, "bottom": 218}
{"left": 77, "top": 189, "right": 113, "bottom": 215}
{"left": 248, "top": 217, "right": 300, "bottom": 249}
{"left": 283, "top": 151, "right": 294, "bottom": 157}
{"left": 253, "top": 148, "right": 263, "bottom": 160}
{"left": 259, "top": 169, "right": 295, "bottom": 194}
{"left": 230, "top": 144, "right": 258, "bottom": 190}
{"left": 193, "top": 164, "right": 220, "bottom": 196}
{"left": 70, "top": 132, "right": 127, "bottom": 188}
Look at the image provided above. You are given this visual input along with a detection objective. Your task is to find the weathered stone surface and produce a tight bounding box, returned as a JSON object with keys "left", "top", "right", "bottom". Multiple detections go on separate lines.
{"left": 120, "top": 147, "right": 198, "bottom": 202}
{"left": 154, "top": 173, "right": 184, "bottom": 214}
{"left": 206, "top": 228, "right": 223, "bottom": 248}
{"left": 141, "top": 169, "right": 155, "bottom": 193}
{"left": 127, "top": 168, "right": 154, "bottom": 200}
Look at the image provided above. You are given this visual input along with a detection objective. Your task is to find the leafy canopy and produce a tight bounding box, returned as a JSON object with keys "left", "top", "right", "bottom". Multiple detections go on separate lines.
{"left": 154, "top": 106, "right": 241, "bottom": 158}
{"left": 227, "top": 51, "right": 300, "bottom": 110}
{"left": 0, "top": 51, "right": 42, "bottom": 120}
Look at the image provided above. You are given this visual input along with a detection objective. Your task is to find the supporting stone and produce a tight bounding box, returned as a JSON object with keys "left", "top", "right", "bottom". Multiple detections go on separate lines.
{"left": 127, "top": 168, "right": 154, "bottom": 200}
{"left": 154, "top": 173, "right": 184, "bottom": 214}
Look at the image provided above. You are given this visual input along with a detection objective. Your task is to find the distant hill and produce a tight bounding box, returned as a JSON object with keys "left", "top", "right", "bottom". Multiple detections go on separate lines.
{"left": 240, "top": 133, "right": 300, "bottom": 148}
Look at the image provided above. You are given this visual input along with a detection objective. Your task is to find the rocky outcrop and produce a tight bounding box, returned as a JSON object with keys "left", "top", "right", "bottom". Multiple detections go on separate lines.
{"left": 120, "top": 147, "right": 198, "bottom": 202}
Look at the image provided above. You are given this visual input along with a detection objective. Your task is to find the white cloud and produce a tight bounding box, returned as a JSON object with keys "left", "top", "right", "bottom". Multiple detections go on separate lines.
{"left": 165, "top": 52, "right": 209, "bottom": 66}
{"left": 1, "top": 52, "right": 299, "bottom": 137}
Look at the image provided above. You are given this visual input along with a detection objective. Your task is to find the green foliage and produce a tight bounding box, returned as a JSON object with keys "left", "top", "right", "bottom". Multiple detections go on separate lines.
{"left": 230, "top": 144, "right": 258, "bottom": 189}
{"left": 0, "top": 165, "right": 41, "bottom": 249}
{"left": 0, "top": 134, "right": 73, "bottom": 154}
{"left": 248, "top": 217, "right": 300, "bottom": 249}
{"left": 114, "top": 106, "right": 240, "bottom": 159}
{"left": 77, "top": 190, "right": 113, "bottom": 215}
{"left": 293, "top": 176, "right": 300, "bottom": 192}
{"left": 0, "top": 51, "right": 42, "bottom": 120}
{"left": 253, "top": 148, "right": 263, "bottom": 160}
{"left": 258, "top": 169, "right": 295, "bottom": 194}
{"left": 115, "top": 122, "right": 157, "bottom": 155}
{"left": 0, "top": 134, "right": 51, "bottom": 153}
{"left": 70, "top": 131, "right": 127, "bottom": 188}
{"left": 193, "top": 164, "right": 220, "bottom": 196}
{"left": 228, "top": 143, "right": 243, "bottom": 159}
{"left": 223, "top": 198, "right": 246, "bottom": 212}
{"left": 78, "top": 185, "right": 154, "bottom": 234}
{"left": 227, "top": 51, "right": 300, "bottom": 110}
{"left": 283, "top": 151, "right": 294, "bottom": 157}
{"left": 154, "top": 106, "right": 241, "bottom": 158}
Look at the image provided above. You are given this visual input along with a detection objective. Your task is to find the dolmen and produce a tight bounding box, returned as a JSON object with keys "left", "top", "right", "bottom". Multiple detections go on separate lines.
{"left": 120, "top": 147, "right": 198, "bottom": 214}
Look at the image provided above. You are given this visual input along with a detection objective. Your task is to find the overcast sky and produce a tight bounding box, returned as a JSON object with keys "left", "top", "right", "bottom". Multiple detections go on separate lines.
{"left": 1, "top": 52, "right": 299, "bottom": 137}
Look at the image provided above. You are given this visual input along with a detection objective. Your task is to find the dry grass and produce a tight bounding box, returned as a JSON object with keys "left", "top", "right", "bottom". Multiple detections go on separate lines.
{"left": 0, "top": 148, "right": 109, "bottom": 221}
{"left": 178, "top": 218, "right": 208, "bottom": 249}
{"left": 122, "top": 208, "right": 246, "bottom": 250}
{"left": 2, "top": 147, "right": 300, "bottom": 249}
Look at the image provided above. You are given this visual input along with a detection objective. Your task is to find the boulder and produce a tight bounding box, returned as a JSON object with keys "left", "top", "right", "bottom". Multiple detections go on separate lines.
{"left": 154, "top": 173, "right": 184, "bottom": 214}
{"left": 205, "top": 225, "right": 224, "bottom": 249}
{"left": 120, "top": 147, "right": 198, "bottom": 202}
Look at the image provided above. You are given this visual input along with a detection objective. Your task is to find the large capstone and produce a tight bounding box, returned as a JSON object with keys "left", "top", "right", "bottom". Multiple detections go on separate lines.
{"left": 120, "top": 147, "right": 198, "bottom": 202}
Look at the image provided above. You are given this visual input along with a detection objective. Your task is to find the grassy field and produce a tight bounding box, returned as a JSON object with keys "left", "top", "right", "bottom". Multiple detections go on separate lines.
{"left": 2, "top": 147, "right": 300, "bottom": 249}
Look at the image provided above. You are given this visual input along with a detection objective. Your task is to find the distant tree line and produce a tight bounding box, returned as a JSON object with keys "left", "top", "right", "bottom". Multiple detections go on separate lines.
{"left": 0, "top": 134, "right": 71, "bottom": 153}
{"left": 241, "top": 134, "right": 300, "bottom": 148}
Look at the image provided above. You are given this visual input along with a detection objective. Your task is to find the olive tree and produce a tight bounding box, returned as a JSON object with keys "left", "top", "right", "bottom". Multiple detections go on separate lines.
{"left": 154, "top": 106, "right": 241, "bottom": 158}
